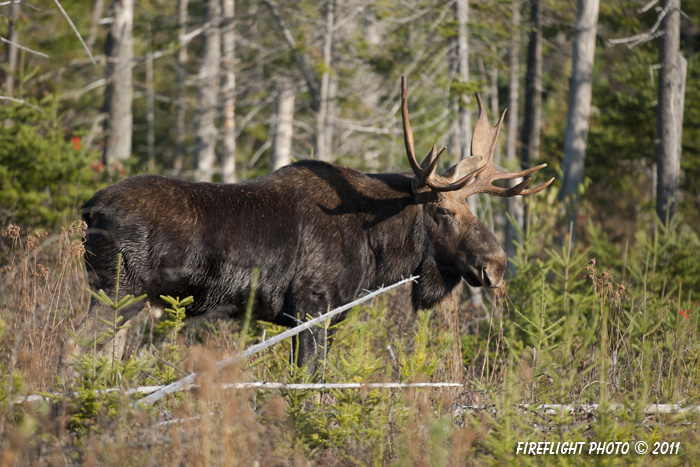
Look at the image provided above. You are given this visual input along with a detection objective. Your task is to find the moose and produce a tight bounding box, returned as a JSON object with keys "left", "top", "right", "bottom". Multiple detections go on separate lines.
{"left": 64, "top": 77, "right": 553, "bottom": 376}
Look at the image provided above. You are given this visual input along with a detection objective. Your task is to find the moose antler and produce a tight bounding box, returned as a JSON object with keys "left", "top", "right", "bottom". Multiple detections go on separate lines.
{"left": 460, "top": 93, "right": 554, "bottom": 198}
{"left": 401, "top": 76, "right": 486, "bottom": 192}
{"left": 400, "top": 76, "right": 554, "bottom": 197}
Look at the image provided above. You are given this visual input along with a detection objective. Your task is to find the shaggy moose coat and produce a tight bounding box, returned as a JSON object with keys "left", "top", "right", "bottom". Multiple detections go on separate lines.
{"left": 80, "top": 161, "right": 503, "bottom": 371}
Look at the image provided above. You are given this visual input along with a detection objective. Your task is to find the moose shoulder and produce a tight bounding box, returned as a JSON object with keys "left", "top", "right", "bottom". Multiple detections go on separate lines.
{"left": 69, "top": 77, "right": 553, "bottom": 375}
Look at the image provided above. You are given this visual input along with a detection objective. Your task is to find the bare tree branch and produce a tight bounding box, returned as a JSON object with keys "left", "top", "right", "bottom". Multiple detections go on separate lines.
{"left": 0, "top": 35, "right": 48, "bottom": 58}
{"left": 0, "top": 1, "right": 40, "bottom": 10}
{"left": 52, "top": 0, "right": 96, "bottom": 65}
{"left": 0, "top": 95, "right": 45, "bottom": 112}
{"left": 262, "top": 0, "right": 319, "bottom": 109}
{"left": 606, "top": 1, "right": 672, "bottom": 48}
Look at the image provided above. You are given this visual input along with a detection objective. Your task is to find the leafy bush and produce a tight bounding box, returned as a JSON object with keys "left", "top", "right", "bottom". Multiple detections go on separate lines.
{"left": 0, "top": 97, "right": 99, "bottom": 228}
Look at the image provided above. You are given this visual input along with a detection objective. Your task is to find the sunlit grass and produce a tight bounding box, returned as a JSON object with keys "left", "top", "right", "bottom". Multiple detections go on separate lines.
{"left": 1, "top": 197, "right": 699, "bottom": 464}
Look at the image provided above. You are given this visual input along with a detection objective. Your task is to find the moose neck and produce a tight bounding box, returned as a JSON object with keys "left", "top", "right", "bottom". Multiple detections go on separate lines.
{"left": 363, "top": 172, "right": 462, "bottom": 311}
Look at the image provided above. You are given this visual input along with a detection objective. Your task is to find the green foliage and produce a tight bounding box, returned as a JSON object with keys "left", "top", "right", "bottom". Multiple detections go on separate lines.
{"left": 0, "top": 97, "right": 99, "bottom": 228}
{"left": 0, "top": 317, "right": 25, "bottom": 415}
{"left": 2, "top": 209, "right": 700, "bottom": 463}
{"left": 398, "top": 310, "right": 442, "bottom": 380}
{"left": 68, "top": 265, "right": 190, "bottom": 438}
{"left": 154, "top": 295, "right": 192, "bottom": 342}
{"left": 153, "top": 295, "right": 193, "bottom": 383}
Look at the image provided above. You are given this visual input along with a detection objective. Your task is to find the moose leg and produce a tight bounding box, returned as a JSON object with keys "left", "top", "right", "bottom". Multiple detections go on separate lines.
{"left": 292, "top": 325, "right": 329, "bottom": 380}
{"left": 290, "top": 309, "right": 347, "bottom": 381}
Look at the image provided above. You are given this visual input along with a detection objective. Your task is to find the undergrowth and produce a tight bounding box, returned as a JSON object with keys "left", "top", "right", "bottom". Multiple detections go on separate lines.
{"left": 1, "top": 194, "right": 699, "bottom": 465}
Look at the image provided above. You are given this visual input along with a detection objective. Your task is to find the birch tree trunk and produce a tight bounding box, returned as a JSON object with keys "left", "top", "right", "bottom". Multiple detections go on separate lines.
{"left": 146, "top": 41, "right": 155, "bottom": 170}
{"left": 454, "top": 0, "right": 471, "bottom": 163}
{"left": 173, "top": 0, "right": 189, "bottom": 176}
{"left": 489, "top": 46, "right": 500, "bottom": 163}
{"left": 271, "top": 78, "right": 296, "bottom": 171}
{"left": 316, "top": 0, "right": 335, "bottom": 162}
{"left": 3, "top": 0, "right": 20, "bottom": 95}
{"left": 194, "top": 0, "right": 221, "bottom": 182}
{"left": 450, "top": 0, "right": 483, "bottom": 310}
{"left": 656, "top": 0, "right": 685, "bottom": 223}
{"left": 557, "top": 0, "right": 599, "bottom": 230}
{"left": 505, "top": 0, "right": 523, "bottom": 264}
{"left": 221, "top": 0, "right": 237, "bottom": 183}
{"left": 102, "top": 0, "right": 134, "bottom": 167}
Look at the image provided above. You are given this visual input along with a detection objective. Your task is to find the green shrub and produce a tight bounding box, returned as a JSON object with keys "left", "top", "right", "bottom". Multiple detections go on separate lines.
{"left": 0, "top": 97, "right": 99, "bottom": 228}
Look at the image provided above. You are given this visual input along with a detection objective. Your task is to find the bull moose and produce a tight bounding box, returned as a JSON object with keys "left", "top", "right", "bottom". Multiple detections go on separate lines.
{"left": 65, "top": 77, "right": 553, "bottom": 376}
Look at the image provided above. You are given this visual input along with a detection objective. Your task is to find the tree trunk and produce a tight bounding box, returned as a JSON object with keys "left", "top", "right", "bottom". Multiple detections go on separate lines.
{"left": 194, "top": 0, "right": 221, "bottom": 182}
{"left": 316, "top": 0, "right": 335, "bottom": 162}
{"left": 271, "top": 78, "right": 296, "bottom": 171}
{"left": 489, "top": 46, "right": 500, "bottom": 163}
{"left": 3, "top": 0, "right": 20, "bottom": 95}
{"left": 521, "top": 0, "right": 542, "bottom": 170}
{"left": 102, "top": 0, "right": 134, "bottom": 167}
{"left": 146, "top": 38, "right": 155, "bottom": 171}
{"left": 557, "top": 0, "right": 599, "bottom": 230}
{"left": 221, "top": 0, "right": 237, "bottom": 183}
{"left": 450, "top": 0, "right": 483, "bottom": 310}
{"left": 173, "top": 0, "right": 189, "bottom": 176}
{"left": 505, "top": 0, "right": 523, "bottom": 265}
{"left": 656, "top": 0, "right": 685, "bottom": 223}
{"left": 519, "top": 0, "right": 542, "bottom": 240}
{"left": 454, "top": 0, "right": 471, "bottom": 163}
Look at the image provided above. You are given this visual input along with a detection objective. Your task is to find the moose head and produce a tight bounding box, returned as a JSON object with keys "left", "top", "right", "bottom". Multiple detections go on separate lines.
{"left": 400, "top": 76, "right": 554, "bottom": 291}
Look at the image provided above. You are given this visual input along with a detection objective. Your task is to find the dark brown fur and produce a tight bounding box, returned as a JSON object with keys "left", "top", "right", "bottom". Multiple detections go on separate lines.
{"left": 76, "top": 160, "right": 506, "bottom": 374}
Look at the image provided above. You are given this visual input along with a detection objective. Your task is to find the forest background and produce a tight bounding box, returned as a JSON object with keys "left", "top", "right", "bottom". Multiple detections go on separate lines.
{"left": 1, "top": 0, "right": 699, "bottom": 236}
{"left": 2, "top": 0, "right": 700, "bottom": 464}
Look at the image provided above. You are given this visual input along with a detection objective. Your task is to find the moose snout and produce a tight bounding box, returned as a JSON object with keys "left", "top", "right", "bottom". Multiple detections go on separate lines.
{"left": 478, "top": 248, "right": 506, "bottom": 289}
{"left": 480, "top": 266, "right": 502, "bottom": 289}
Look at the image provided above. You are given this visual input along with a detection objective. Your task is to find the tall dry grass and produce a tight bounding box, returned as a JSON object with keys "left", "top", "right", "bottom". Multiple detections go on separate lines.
{"left": 1, "top": 208, "right": 700, "bottom": 465}
{"left": 1, "top": 221, "right": 89, "bottom": 391}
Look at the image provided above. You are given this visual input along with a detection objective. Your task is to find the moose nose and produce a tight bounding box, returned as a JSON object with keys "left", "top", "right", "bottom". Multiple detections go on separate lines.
{"left": 480, "top": 248, "right": 506, "bottom": 289}
{"left": 480, "top": 267, "right": 500, "bottom": 289}
{"left": 481, "top": 266, "right": 503, "bottom": 289}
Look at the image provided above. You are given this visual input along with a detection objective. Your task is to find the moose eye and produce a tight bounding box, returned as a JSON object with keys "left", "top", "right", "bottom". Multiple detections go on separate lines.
{"left": 436, "top": 208, "right": 452, "bottom": 217}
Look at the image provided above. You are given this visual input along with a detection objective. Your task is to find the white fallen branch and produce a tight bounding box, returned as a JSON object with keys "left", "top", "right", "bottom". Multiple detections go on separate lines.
{"left": 17, "top": 384, "right": 700, "bottom": 418}
{"left": 13, "top": 385, "right": 164, "bottom": 404}
{"left": 218, "top": 381, "right": 462, "bottom": 390}
{"left": 134, "top": 276, "right": 418, "bottom": 407}
{"left": 457, "top": 403, "right": 700, "bottom": 416}
{"left": 530, "top": 403, "right": 700, "bottom": 415}
{"left": 13, "top": 380, "right": 460, "bottom": 405}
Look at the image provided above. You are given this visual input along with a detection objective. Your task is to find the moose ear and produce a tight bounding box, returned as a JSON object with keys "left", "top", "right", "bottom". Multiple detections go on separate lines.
{"left": 442, "top": 156, "right": 483, "bottom": 184}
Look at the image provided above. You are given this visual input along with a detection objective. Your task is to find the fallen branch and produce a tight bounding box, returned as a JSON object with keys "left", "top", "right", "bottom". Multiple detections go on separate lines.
{"left": 17, "top": 385, "right": 700, "bottom": 418}
{"left": 13, "top": 385, "right": 163, "bottom": 404}
{"left": 218, "top": 381, "right": 462, "bottom": 390}
{"left": 134, "top": 276, "right": 418, "bottom": 407}
{"left": 456, "top": 403, "right": 700, "bottom": 416}
{"left": 13, "top": 381, "right": 460, "bottom": 405}
{"left": 530, "top": 403, "right": 700, "bottom": 415}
